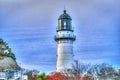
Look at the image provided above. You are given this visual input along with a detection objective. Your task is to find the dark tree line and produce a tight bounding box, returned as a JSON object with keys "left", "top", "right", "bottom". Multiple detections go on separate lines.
{"left": 0, "top": 38, "right": 16, "bottom": 60}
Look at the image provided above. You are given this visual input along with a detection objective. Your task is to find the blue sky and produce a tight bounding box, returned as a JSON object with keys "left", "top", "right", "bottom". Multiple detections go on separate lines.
{"left": 0, "top": 0, "right": 120, "bottom": 73}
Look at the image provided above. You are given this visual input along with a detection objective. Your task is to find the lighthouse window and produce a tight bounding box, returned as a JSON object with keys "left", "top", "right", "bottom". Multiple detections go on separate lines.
{"left": 63, "top": 21, "right": 66, "bottom": 29}
{"left": 64, "top": 21, "right": 66, "bottom": 26}
{"left": 59, "top": 20, "right": 61, "bottom": 27}
{"left": 70, "top": 20, "right": 72, "bottom": 29}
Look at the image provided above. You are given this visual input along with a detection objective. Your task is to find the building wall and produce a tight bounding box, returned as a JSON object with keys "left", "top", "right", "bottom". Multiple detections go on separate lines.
{"left": 57, "top": 31, "right": 75, "bottom": 72}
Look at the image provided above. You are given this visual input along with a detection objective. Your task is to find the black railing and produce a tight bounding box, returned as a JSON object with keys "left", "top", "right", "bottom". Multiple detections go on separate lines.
{"left": 55, "top": 34, "right": 76, "bottom": 41}
{"left": 56, "top": 27, "right": 74, "bottom": 32}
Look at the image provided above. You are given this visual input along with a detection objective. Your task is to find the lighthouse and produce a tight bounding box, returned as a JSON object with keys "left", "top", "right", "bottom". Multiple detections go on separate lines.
{"left": 55, "top": 10, "right": 76, "bottom": 72}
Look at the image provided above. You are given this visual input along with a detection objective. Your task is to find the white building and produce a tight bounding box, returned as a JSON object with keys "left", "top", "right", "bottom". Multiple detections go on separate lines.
{"left": 55, "top": 10, "right": 76, "bottom": 72}
{"left": 0, "top": 71, "right": 28, "bottom": 80}
{"left": 0, "top": 72, "right": 6, "bottom": 80}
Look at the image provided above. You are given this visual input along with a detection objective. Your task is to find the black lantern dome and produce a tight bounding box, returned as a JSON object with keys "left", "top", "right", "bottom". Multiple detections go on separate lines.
{"left": 57, "top": 10, "right": 73, "bottom": 32}
{"left": 58, "top": 10, "right": 71, "bottom": 19}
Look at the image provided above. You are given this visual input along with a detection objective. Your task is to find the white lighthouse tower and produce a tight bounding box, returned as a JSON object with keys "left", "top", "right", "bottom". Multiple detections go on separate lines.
{"left": 55, "top": 10, "right": 76, "bottom": 72}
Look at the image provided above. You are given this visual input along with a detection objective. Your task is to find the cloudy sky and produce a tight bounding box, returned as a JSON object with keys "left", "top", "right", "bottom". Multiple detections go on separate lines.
{"left": 0, "top": 0, "right": 120, "bottom": 73}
